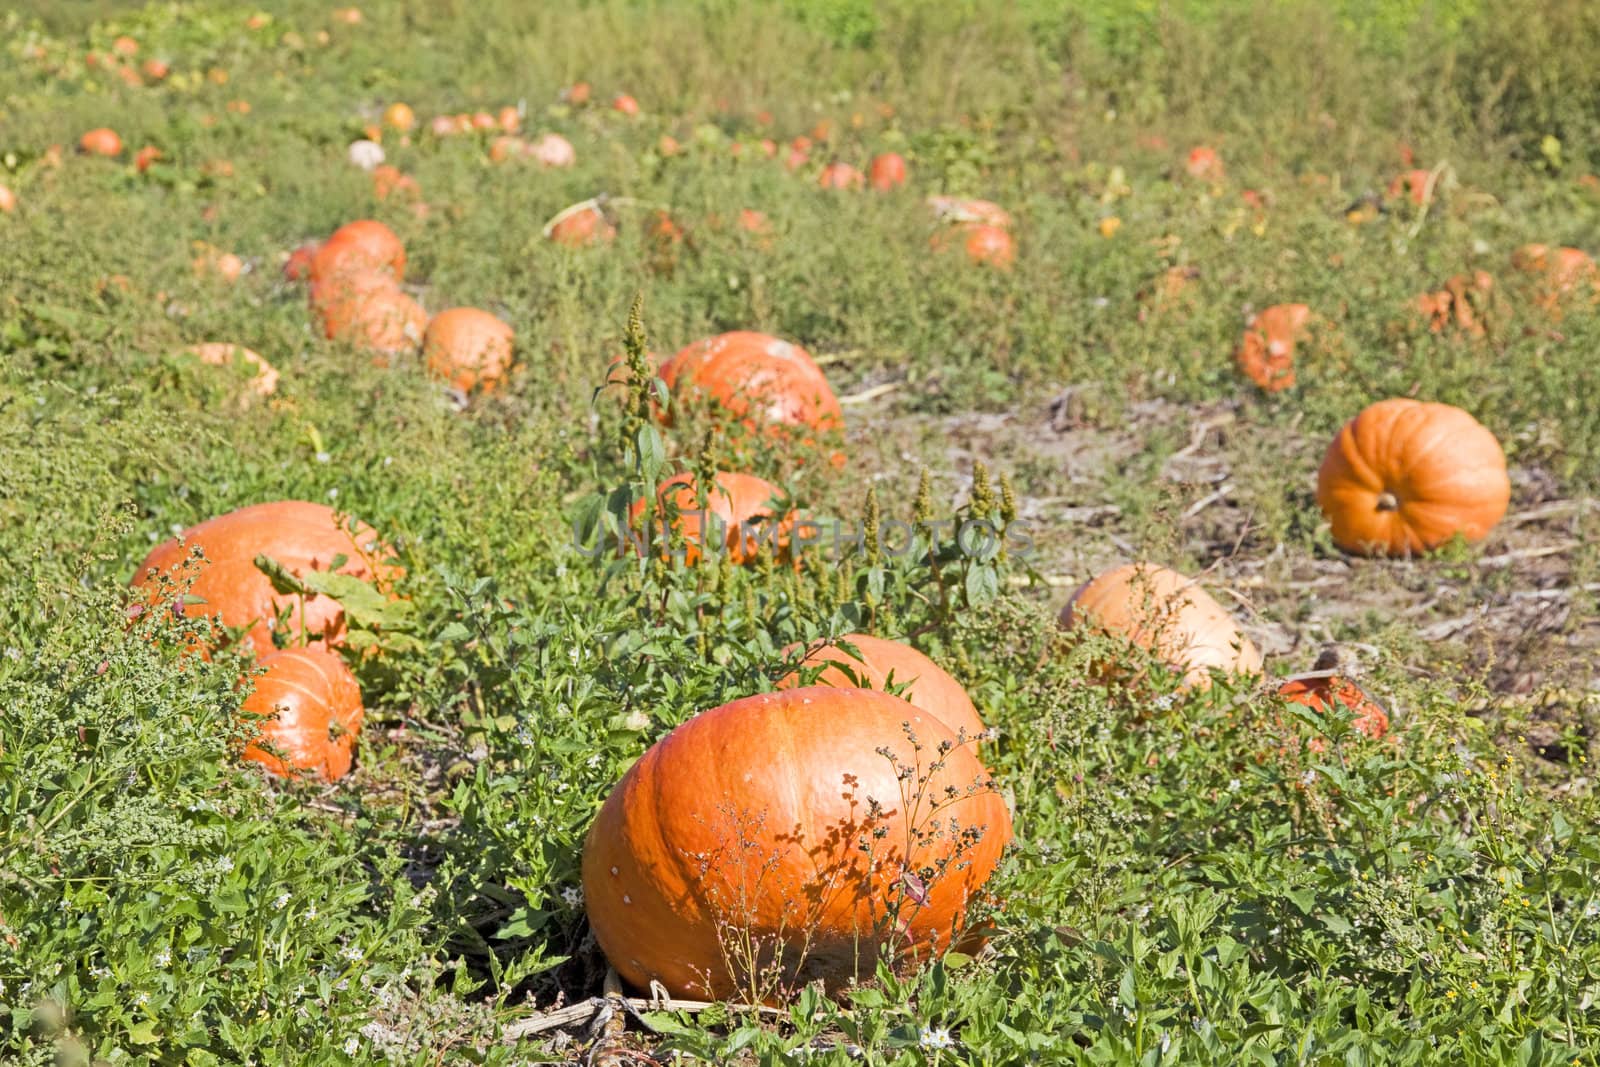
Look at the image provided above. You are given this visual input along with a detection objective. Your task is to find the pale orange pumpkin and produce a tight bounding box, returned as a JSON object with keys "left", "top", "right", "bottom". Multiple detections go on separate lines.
{"left": 187, "top": 343, "right": 279, "bottom": 398}
{"left": 817, "top": 162, "right": 864, "bottom": 190}
{"left": 581, "top": 687, "right": 1011, "bottom": 999}
{"left": 78, "top": 127, "right": 123, "bottom": 157}
{"left": 1316, "top": 398, "right": 1510, "bottom": 556}
{"left": 1235, "top": 303, "right": 1312, "bottom": 392}
{"left": 0, "top": 185, "right": 16, "bottom": 214}
{"left": 242, "top": 646, "right": 365, "bottom": 780}
{"left": 423, "top": 307, "right": 515, "bottom": 393}
{"left": 1061, "top": 562, "right": 1262, "bottom": 688}
{"left": 133, "top": 500, "right": 399, "bottom": 656}
{"left": 775, "top": 634, "right": 988, "bottom": 744}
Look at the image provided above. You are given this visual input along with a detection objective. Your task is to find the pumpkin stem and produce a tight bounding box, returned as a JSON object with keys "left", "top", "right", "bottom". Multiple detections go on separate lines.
{"left": 1376, "top": 490, "right": 1400, "bottom": 512}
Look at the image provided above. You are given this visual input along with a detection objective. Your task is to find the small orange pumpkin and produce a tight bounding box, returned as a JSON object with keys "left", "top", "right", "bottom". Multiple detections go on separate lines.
{"left": 612, "top": 93, "right": 640, "bottom": 116}
{"left": 1316, "top": 398, "right": 1510, "bottom": 556}
{"left": 1279, "top": 675, "right": 1389, "bottom": 741}
{"left": 931, "top": 223, "right": 1014, "bottom": 268}
{"left": 546, "top": 202, "right": 616, "bottom": 246}
{"left": 1235, "top": 303, "right": 1312, "bottom": 392}
{"left": 1061, "top": 562, "right": 1262, "bottom": 689}
{"left": 78, "top": 127, "right": 123, "bottom": 157}
{"left": 381, "top": 102, "right": 415, "bottom": 130}
{"left": 187, "top": 343, "right": 279, "bottom": 398}
{"left": 242, "top": 646, "right": 365, "bottom": 780}
{"left": 423, "top": 307, "right": 515, "bottom": 393}
{"left": 776, "top": 634, "right": 988, "bottom": 744}
{"left": 868, "top": 153, "right": 908, "bottom": 191}
{"left": 1387, "top": 168, "right": 1435, "bottom": 206}
{"left": 628, "top": 471, "right": 790, "bottom": 565}
{"left": 581, "top": 687, "right": 1011, "bottom": 1000}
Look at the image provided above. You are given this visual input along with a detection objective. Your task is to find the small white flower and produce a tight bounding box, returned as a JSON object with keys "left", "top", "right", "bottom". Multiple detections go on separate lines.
{"left": 315, "top": 451, "right": 331, "bottom": 464}
{"left": 339, "top": 944, "right": 363, "bottom": 962}
{"left": 306, "top": 905, "right": 319, "bottom": 921}
{"left": 586, "top": 754, "right": 602, "bottom": 768}
{"left": 561, "top": 886, "right": 584, "bottom": 908}
{"left": 1152, "top": 692, "right": 1178, "bottom": 710}
{"left": 919, "top": 1027, "right": 955, "bottom": 1050}
{"left": 1227, "top": 778, "right": 1241, "bottom": 792}
{"left": 136, "top": 991, "right": 150, "bottom": 1005}
{"left": 90, "top": 966, "right": 110, "bottom": 980}
{"left": 343, "top": 1035, "right": 361, "bottom": 1055}
{"left": 347, "top": 140, "right": 384, "bottom": 170}
{"left": 1160, "top": 1031, "right": 1171, "bottom": 1054}
{"left": 335, "top": 978, "right": 349, "bottom": 992}
{"left": 216, "top": 856, "right": 234, "bottom": 873}
{"left": 1586, "top": 902, "right": 1600, "bottom": 919}
{"left": 1301, "top": 770, "right": 1317, "bottom": 785}
{"left": 154, "top": 949, "right": 172, "bottom": 968}
{"left": 274, "top": 892, "right": 291, "bottom": 910}
{"left": 327, "top": 488, "right": 339, "bottom": 501}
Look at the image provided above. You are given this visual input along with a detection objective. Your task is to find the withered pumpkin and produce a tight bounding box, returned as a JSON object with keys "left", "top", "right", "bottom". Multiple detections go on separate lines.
{"left": 1235, "top": 303, "right": 1312, "bottom": 392}
{"left": 1316, "top": 398, "right": 1510, "bottom": 556}
{"left": 1061, "top": 562, "right": 1262, "bottom": 689}
{"left": 581, "top": 687, "right": 1011, "bottom": 999}
{"left": 242, "top": 646, "right": 365, "bottom": 780}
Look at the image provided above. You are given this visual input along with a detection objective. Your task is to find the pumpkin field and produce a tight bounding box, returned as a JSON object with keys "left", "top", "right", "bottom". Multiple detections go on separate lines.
{"left": 6, "top": 0, "right": 1600, "bottom": 1063}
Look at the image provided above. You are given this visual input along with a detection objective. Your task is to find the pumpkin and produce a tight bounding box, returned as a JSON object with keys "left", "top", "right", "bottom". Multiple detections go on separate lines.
{"left": 657, "top": 331, "right": 843, "bottom": 439}
{"left": 612, "top": 94, "right": 640, "bottom": 116}
{"left": 1316, "top": 398, "right": 1510, "bottom": 556}
{"left": 628, "top": 471, "right": 790, "bottom": 566}
{"left": 191, "top": 246, "right": 245, "bottom": 283}
{"left": 310, "top": 220, "right": 405, "bottom": 283}
{"left": 931, "top": 223, "right": 1015, "bottom": 268}
{"left": 0, "top": 185, "right": 15, "bottom": 214}
{"left": 1511, "top": 244, "right": 1599, "bottom": 315}
{"left": 316, "top": 274, "right": 427, "bottom": 357}
{"left": 565, "top": 81, "right": 592, "bottom": 105}
{"left": 141, "top": 58, "right": 170, "bottom": 81}
{"left": 371, "top": 165, "right": 421, "bottom": 201}
{"left": 546, "top": 202, "right": 616, "bottom": 246}
{"left": 1061, "top": 562, "right": 1262, "bottom": 688}
{"left": 78, "top": 127, "right": 123, "bottom": 156}
{"left": 242, "top": 646, "right": 365, "bottom": 780}
{"left": 187, "top": 343, "right": 279, "bottom": 398}
{"left": 1412, "top": 271, "right": 1496, "bottom": 337}
{"left": 776, "top": 634, "right": 988, "bottom": 744}
{"left": 1235, "top": 303, "right": 1312, "bottom": 392}
{"left": 381, "top": 102, "right": 415, "bottom": 130}
{"left": 423, "top": 307, "right": 515, "bottom": 393}
{"left": 1279, "top": 675, "right": 1389, "bottom": 741}
{"left": 134, "top": 145, "right": 162, "bottom": 173}
{"left": 926, "top": 196, "right": 1011, "bottom": 229}
{"left": 1185, "top": 146, "right": 1224, "bottom": 181}
{"left": 868, "top": 153, "right": 908, "bottom": 191}
{"left": 818, "top": 162, "right": 864, "bottom": 190}
{"left": 283, "top": 242, "right": 319, "bottom": 281}
{"left": 581, "top": 687, "right": 1011, "bottom": 999}
{"left": 1387, "top": 168, "right": 1435, "bottom": 206}
{"left": 497, "top": 106, "right": 521, "bottom": 132}
{"left": 133, "top": 500, "right": 399, "bottom": 656}
{"left": 529, "top": 133, "right": 576, "bottom": 168}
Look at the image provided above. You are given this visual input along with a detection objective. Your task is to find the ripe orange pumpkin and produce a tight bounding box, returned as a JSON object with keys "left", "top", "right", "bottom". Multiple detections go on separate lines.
{"left": 1061, "top": 562, "right": 1262, "bottom": 689}
{"left": 497, "top": 106, "right": 520, "bottom": 132}
{"left": 581, "top": 687, "right": 1011, "bottom": 999}
{"left": 869, "top": 153, "right": 908, "bottom": 191}
{"left": 242, "top": 646, "right": 365, "bottom": 780}
{"left": 817, "top": 162, "right": 864, "bottom": 190}
{"left": 0, "top": 185, "right": 16, "bottom": 214}
{"left": 283, "top": 242, "right": 319, "bottom": 281}
{"left": 1185, "top": 146, "right": 1224, "bottom": 181}
{"left": 1316, "top": 398, "right": 1510, "bottom": 556}
{"left": 1279, "top": 675, "right": 1389, "bottom": 741}
{"left": 565, "top": 81, "right": 592, "bottom": 105}
{"left": 776, "top": 634, "right": 987, "bottom": 744}
{"left": 1387, "top": 168, "right": 1435, "bottom": 206}
{"left": 316, "top": 274, "right": 427, "bottom": 357}
{"left": 187, "top": 343, "right": 279, "bottom": 398}
{"left": 1235, "top": 303, "right": 1312, "bottom": 392}
{"left": 78, "top": 127, "right": 123, "bottom": 156}
{"left": 628, "top": 471, "right": 790, "bottom": 565}
{"left": 423, "top": 307, "right": 515, "bottom": 393}
{"left": 381, "top": 102, "right": 415, "bottom": 130}
{"left": 931, "top": 223, "right": 1015, "bottom": 268}
{"left": 133, "top": 500, "right": 399, "bottom": 656}
{"left": 658, "top": 331, "right": 843, "bottom": 439}
{"left": 612, "top": 93, "right": 640, "bottom": 116}
{"left": 311, "top": 219, "right": 405, "bottom": 283}
{"left": 546, "top": 203, "right": 616, "bottom": 246}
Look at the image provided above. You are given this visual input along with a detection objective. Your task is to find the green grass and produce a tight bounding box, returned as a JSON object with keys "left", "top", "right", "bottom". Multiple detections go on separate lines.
{"left": 3, "top": 0, "right": 1600, "bottom": 1063}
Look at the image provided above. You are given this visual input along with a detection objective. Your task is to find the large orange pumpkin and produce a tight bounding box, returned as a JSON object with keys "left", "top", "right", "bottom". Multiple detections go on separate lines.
{"left": 628, "top": 471, "right": 790, "bottom": 565}
{"left": 1279, "top": 675, "right": 1389, "bottom": 741}
{"left": 775, "top": 634, "right": 988, "bottom": 744}
{"left": 657, "top": 331, "right": 842, "bottom": 438}
{"left": 1235, "top": 303, "right": 1312, "bottom": 392}
{"left": 423, "top": 307, "right": 514, "bottom": 393}
{"left": 1061, "top": 562, "right": 1262, "bottom": 688}
{"left": 1315, "top": 398, "right": 1510, "bottom": 556}
{"left": 242, "top": 646, "right": 365, "bottom": 780}
{"left": 310, "top": 219, "right": 405, "bottom": 283}
{"left": 313, "top": 270, "right": 426, "bottom": 357}
{"left": 581, "top": 687, "right": 1011, "bottom": 999}
{"left": 132, "top": 500, "right": 399, "bottom": 656}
